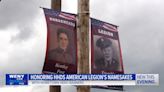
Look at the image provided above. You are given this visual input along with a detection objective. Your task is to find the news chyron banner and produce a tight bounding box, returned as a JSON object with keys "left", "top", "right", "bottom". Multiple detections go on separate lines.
{"left": 6, "top": 74, "right": 159, "bottom": 86}
{"left": 42, "top": 8, "right": 77, "bottom": 74}
{"left": 91, "top": 18, "right": 124, "bottom": 90}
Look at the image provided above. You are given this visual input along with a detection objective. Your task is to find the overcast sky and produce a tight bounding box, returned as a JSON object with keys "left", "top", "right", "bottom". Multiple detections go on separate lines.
{"left": 0, "top": 0, "right": 164, "bottom": 92}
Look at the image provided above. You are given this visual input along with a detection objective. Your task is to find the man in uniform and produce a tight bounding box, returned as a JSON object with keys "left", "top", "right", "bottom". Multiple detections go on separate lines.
{"left": 48, "top": 29, "right": 73, "bottom": 64}
{"left": 95, "top": 37, "right": 119, "bottom": 71}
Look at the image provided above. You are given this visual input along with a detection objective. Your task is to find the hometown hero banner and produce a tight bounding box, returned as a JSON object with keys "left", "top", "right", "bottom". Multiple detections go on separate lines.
{"left": 91, "top": 18, "right": 124, "bottom": 74}
{"left": 42, "top": 8, "right": 77, "bottom": 74}
{"left": 91, "top": 18, "right": 124, "bottom": 91}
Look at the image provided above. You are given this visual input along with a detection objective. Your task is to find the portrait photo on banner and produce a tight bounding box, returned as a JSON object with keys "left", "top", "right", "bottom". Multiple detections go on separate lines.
{"left": 93, "top": 35, "right": 122, "bottom": 71}
{"left": 47, "top": 24, "right": 76, "bottom": 65}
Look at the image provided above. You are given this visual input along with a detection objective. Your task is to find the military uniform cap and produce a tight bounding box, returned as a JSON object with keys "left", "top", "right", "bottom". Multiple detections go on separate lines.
{"left": 96, "top": 37, "right": 112, "bottom": 49}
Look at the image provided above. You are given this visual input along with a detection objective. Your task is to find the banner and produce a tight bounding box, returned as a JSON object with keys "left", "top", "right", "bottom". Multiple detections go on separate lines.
{"left": 91, "top": 18, "right": 124, "bottom": 90}
{"left": 91, "top": 18, "right": 124, "bottom": 74}
{"left": 6, "top": 74, "right": 159, "bottom": 86}
{"left": 42, "top": 8, "right": 77, "bottom": 74}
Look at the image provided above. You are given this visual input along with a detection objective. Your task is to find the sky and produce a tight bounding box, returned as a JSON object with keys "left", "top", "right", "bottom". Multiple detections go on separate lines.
{"left": 0, "top": 0, "right": 164, "bottom": 92}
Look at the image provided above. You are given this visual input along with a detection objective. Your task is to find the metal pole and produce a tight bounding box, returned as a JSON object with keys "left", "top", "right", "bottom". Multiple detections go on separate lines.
{"left": 50, "top": 0, "right": 61, "bottom": 92}
{"left": 77, "top": 0, "right": 90, "bottom": 92}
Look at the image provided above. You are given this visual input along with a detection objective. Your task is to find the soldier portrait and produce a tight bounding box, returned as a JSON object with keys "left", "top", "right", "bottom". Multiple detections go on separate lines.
{"left": 48, "top": 27, "right": 76, "bottom": 64}
{"left": 93, "top": 36, "right": 121, "bottom": 71}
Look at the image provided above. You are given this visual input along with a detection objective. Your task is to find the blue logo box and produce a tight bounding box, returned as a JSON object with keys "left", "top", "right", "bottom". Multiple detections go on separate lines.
{"left": 6, "top": 74, "right": 28, "bottom": 85}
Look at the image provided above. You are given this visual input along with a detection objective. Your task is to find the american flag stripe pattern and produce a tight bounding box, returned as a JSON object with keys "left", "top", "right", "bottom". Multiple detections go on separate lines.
{"left": 43, "top": 8, "right": 75, "bottom": 21}
{"left": 91, "top": 18, "right": 117, "bottom": 32}
{"left": 59, "top": 12, "right": 76, "bottom": 20}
